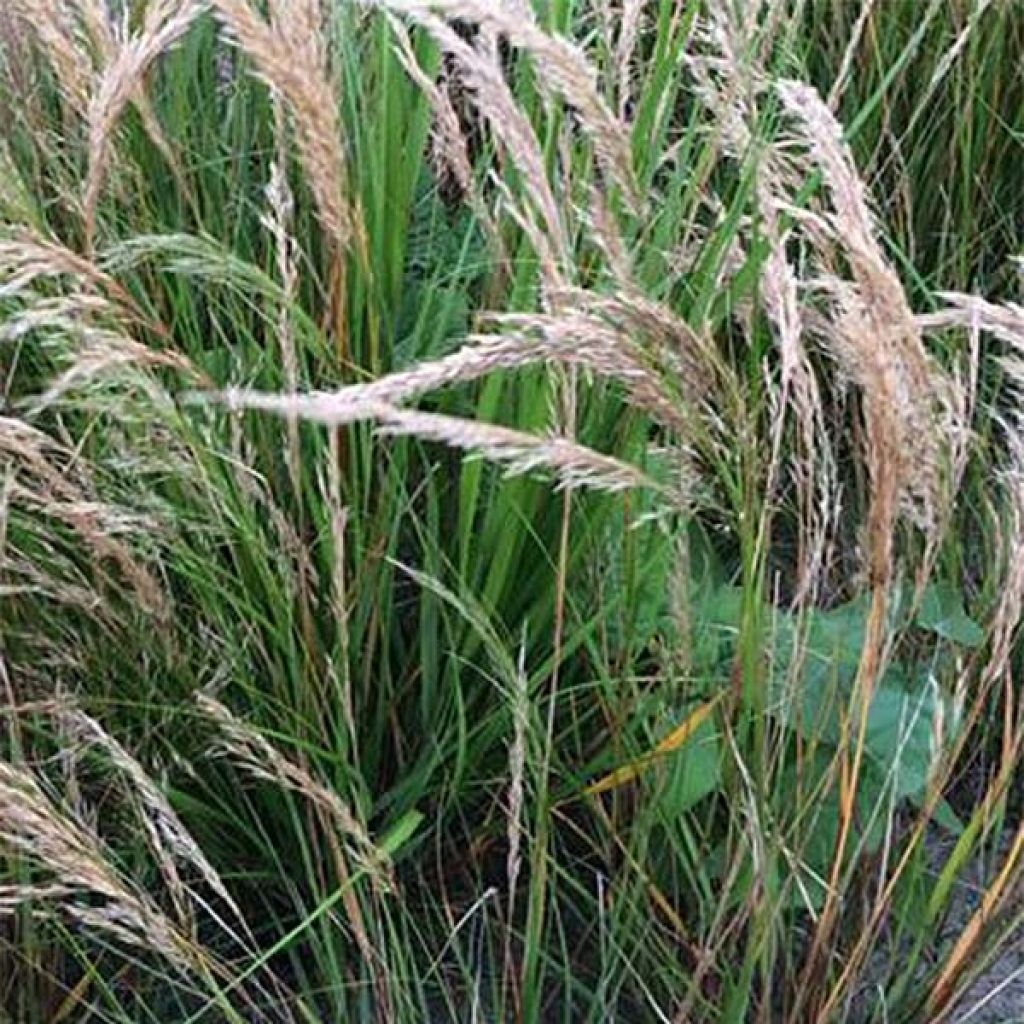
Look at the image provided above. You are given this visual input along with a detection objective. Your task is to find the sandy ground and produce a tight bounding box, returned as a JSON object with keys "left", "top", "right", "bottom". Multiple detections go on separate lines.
{"left": 933, "top": 828, "right": 1024, "bottom": 1023}
{"left": 957, "top": 953, "right": 1024, "bottom": 1023}
{"left": 946, "top": 911, "right": 1024, "bottom": 1021}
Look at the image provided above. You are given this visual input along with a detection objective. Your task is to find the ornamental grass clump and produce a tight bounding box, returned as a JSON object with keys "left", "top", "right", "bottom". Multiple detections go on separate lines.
{"left": 1, "top": 2, "right": 1022, "bottom": 1021}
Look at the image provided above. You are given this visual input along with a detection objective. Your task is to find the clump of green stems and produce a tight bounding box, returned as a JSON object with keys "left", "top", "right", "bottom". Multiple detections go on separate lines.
{"left": 0, "top": 2, "right": 1022, "bottom": 1021}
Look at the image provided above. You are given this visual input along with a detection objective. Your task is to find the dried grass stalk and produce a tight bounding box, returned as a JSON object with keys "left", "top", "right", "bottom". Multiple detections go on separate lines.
{"left": 261, "top": 142, "right": 301, "bottom": 490}
{"left": 324, "top": 433, "right": 357, "bottom": 751}
{"left": 83, "top": 1, "right": 204, "bottom": 249}
{"left": 827, "top": 0, "right": 879, "bottom": 110}
{"left": 381, "top": 0, "right": 638, "bottom": 210}
{"left": 917, "top": 292, "right": 1024, "bottom": 690}
{"left": 200, "top": 689, "right": 389, "bottom": 994}
{"left": 615, "top": 0, "right": 644, "bottom": 121}
{"left": 58, "top": 709, "right": 245, "bottom": 930}
{"left": 212, "top": 0, "right": 357, "bottom": 254}
{"left": 0, "top": 292, "right": 115, "bottom": 341}
{"left": 195, "top": 391, "right": 663, "bottom": 497}
{"left": 76, "top": 0, "right": 190, "bottom": 197}
{"left": 197, "top": 694, "right": 392, "bottom": 889}
{"left": 10, "top": 0, "right": 93, "bottom": 109}
{"left": 389, "top": 16, "right": 473, "bottom": 198}
{"left": 0, "top": 229, "right": 146, "bottom": 322}
{"left": 386, "top": 7, "right": 568, "bottom": 269}
{"left": 192, "top": 282, "right": 709, "bottom": 440}
{"left": 550, "top": 288, "right": 718, "bottom": 406}
{"left": 777, "top": 79, "right": 950, "bottom": 550}
{"left": 773, "top": 78, "right": 961, "bottom": 997}
{"left": 0, "top": 760, "right": 204, "bottom": 977}
{"left": 758, "top": 183, "right": 835, "bottom": 603}
{"left": 986, "top": 456, "right": 1024, "bottom": 694}
{"left": 917, "top": 292, "right": 1024, "bottom": 350}
{"left": 10, "top": 0, "right": 186, "bottom": 191}
{"left": 30, "top": 327, "right": 197, "bottom": 412}
{"left": 502, "top": 636, "right": 528, "bottom": 991}
{"left": 0, "top": 559, "right": 104, "bottom": 615}
{"left": 367, "top": 407, "right": 662, "bottom": 494}
{"left": 1, "top": 416, "right": 169, "bottom": 617}
{"left": 387, "top": 13, "right": 502, "bottom": 255}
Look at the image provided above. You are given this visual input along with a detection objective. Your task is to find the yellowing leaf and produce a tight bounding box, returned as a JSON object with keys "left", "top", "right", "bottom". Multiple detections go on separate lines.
{"left": 584, "top": 694, "right": 722, "bottom": 797}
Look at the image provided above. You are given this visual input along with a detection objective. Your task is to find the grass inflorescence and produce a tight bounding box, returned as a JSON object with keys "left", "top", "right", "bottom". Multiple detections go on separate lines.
{"left": 1, "top": 2, "right": 1022, "bottom": 1021}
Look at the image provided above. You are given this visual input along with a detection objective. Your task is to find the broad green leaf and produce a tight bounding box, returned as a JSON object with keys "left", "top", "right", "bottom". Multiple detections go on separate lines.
{"left": 702, "top": 584, "right": 746, "bottom": 631}
{"left": 584, "top": 696, "right": 721, "bottom": 797}
{"left": 779, "top": 756, "right": 890, "bottom": 913}
{"left": 658, "top": 719, "right": 721, "bottom": 816}
{"left": 806, "top": 594, "right": 872, "bottom": 668}
{"left": 917, "top": 581, "right": 985, "bottom": 647}
{"left": 915, "top": 796, "right": 965, "bottom": 836}
{"left": 864, "top": 680, "right": 940, "bottom": 799}
{"left": 605, "top": 518, "right": 722, "bottom": 658}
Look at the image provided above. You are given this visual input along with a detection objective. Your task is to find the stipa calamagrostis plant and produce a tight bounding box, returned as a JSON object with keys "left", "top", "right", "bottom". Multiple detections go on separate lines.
{"left": 776, "top": 78, "right": 951, "bottom": 543}
{"left": 261, "top": 145, "right": 302, "bottom": 492}
{"left": 918, "top": 291, "right": 1024, "bottom": 692}
{"left": 28, "top": 326, "right": 198, "bottom": 414}
{"left": 0, "top": 141, "right": 36, "bottom": 225}
{"left": 0, "top": 760, "right": 223, "bottom": 998}
{"left": 195, "top": 392, "right": 665, "bottom": 497}
{"left": 688, "top": 5, "right": 953, "bottom": 599}
{"left": 83, "top": 1, "right": 205, "bottom": 250}
{"left": 385, "top": 0, "right": 640, "bottom": 211}
{"left": 197, "top": 693, "right": 396, "bottom": 1012}
{"left": 1, "top": 0, "right": 1022, "bottom": 1019}
{"left": 0, "top": 230, "right": 208, "bottom": 627}
{"left": 211, "top": 0, "right": 359, "bottom": 260}
{"left": 373, "top": 0, "right": 643, "bottom": 297}
{"left": 0, "top": 226, "right": 171, "bottom": 340}
{"left": 197, "top": 693, "right": 391, "bottom": 890}
{"left": 0, "top": 416, "right": 169, "bottom": 619}
{"left": 56, "top": 708, "right": 246, "bottom": 933}
{"left": 1, "top": 228, "right": 123, "bottom": 302}
{"left": 757, "top": 188, "right": 836, "bottom": 605}
{"left": 396, "top": 7, "right": 569, "bottom": 275}
{"left": 7, "top": 0, "right": 186, "bottom": 185}
{"left": 817, "top": 295, "right": 1024, "bottom": 1018}
{"left": 8, "top": 0, "right": 93, "bottom": 111}
{"left": 77, "top": 0, "right": 188, "bottom": 197}
{"left": 0, "top": 292, "right": 115, "bottom": 342}
{"left": 688, "top": 39, "right": 966, "bottom": 1013}
{"left": 0, "top": 703, "right": 302, "bottom": 1022}
{"left": 608, "top": 10, "right": 1010, "bottom": 1018}
{"left": 386, "top": 13, "right": 502, "bottom": 253}
{"left": 925, "top": 434, "right": 1024, "bottom": 1020}
{"left": 195, "top": 285, "right": 708, "bottom": 428}
{"left": 504, "top": 636, "right": 528, "bottom": 970}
